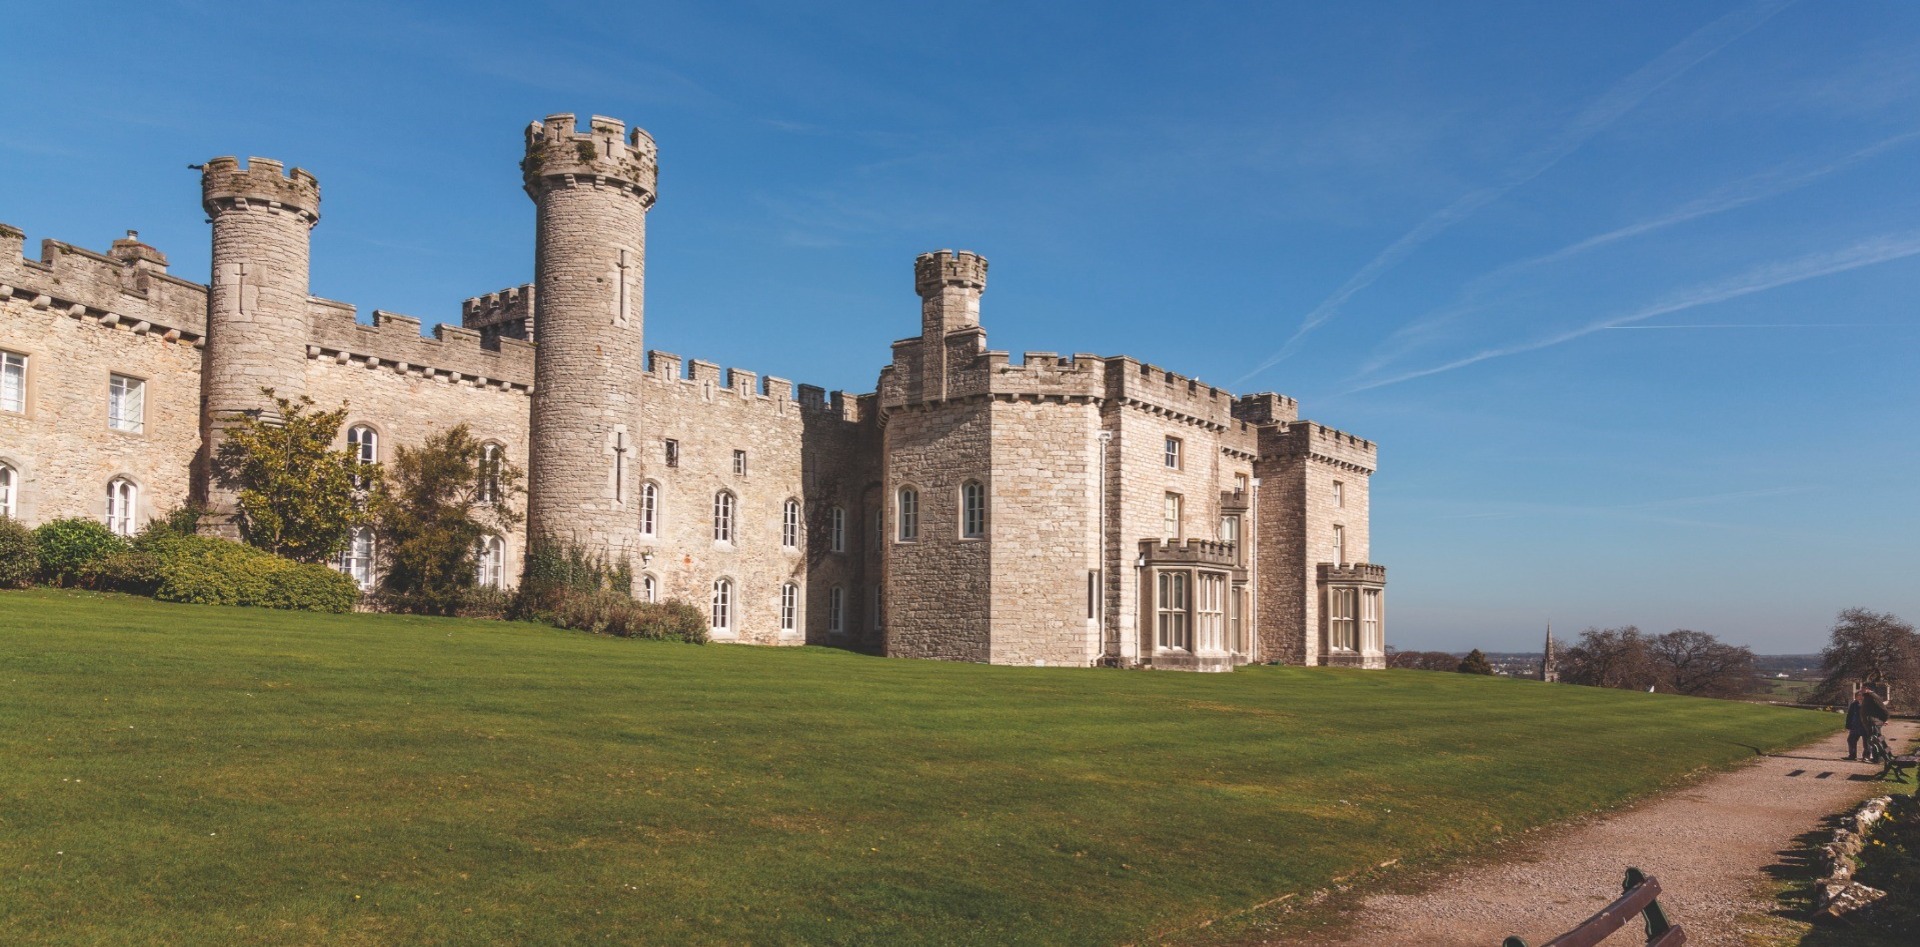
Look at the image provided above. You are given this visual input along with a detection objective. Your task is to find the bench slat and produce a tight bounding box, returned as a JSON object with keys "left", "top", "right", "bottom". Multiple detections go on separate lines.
{"left": 1540, "top": 876, "right": 1664, "bottom": 947}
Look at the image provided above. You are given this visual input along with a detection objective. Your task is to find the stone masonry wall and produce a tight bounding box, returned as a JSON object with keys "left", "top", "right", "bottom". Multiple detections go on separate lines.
{"left": 1253, "top": 422, "right": 1377, "bottom": 665}
{"left": 882, "top": 398, "right": 993, "bottom": 661}
{"left": 987, "top": 397, "right": 1103, "bottom": 666}
{"left": 0, "top": 293, "right": 203, "bottom": 529}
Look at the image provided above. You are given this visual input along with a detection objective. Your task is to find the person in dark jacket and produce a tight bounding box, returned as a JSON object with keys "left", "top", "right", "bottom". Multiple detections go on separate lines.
{"left": 1846, "top": 692, "right": 1868, "bottom": 760}
{"left": 1848, "top": 685, "right": 1893, "bottom": 761}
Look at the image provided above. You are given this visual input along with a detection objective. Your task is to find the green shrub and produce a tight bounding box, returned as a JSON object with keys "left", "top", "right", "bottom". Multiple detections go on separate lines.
{"left": 33, "top": 519, "right": 127, "bottom": 587}
{"left": 0, "top": 517, "right": 38, "bottom": 589}
{"left": 79, "top": 551, "right": 162, "bottom": 596}
{"left": 536, "top": 587, "right": 707, "bottom": 644}
{"left": 149, "top": 535, "right": 357, "bottom": 613}
{"left": 370, "top": 586, "right": 511, "bottom": 620}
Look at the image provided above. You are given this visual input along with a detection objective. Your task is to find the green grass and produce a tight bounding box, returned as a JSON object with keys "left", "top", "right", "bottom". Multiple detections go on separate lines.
{"left": 0, "top": 590, "right": 1835, "bottom": 945}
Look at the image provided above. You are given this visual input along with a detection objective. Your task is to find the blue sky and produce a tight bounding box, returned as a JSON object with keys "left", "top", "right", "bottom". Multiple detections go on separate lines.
{"left": 4, "top": 1, "right": 1915, "bottom": 653}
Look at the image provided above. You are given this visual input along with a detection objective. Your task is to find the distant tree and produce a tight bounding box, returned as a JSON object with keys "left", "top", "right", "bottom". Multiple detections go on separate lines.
{"left": 1457, "top": 649, "right": 1495, "bottom": 675}
{"left": 1388, "top": 650, "right": 1463, "bottom": 671}
{"left": 1558, "top": 626, "right": 1661, "bottom": 691}
{"left": 1647, "top": 629, "right": 1757, "bottom": 698}
{"left": 214, "top": 389, "right": 371, "bottom": 563}
{"left": 1814, "top": 609, "right": 1920, "bottom": 704}
{"left": 370, "top": 423, "right": 523, "bottom": 614}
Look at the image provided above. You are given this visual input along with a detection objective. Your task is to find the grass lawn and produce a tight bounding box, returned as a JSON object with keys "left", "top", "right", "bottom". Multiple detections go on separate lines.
{"left": 0, "top": 590, "right": 1836, "bottom": 945}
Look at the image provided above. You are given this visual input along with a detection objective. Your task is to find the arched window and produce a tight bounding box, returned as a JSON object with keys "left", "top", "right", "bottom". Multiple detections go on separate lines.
{"left": 479, "top": 443, "right": 503, "bottom": 504}
{"left": 641, "top": 574, "right": 658, "bottom": 603}
{"left": 640, "top": 482, "right": 659, "bottom": 537}
{"left": 782, "top": 499, "right": 800, "bottom": 549}
{"left": 476, "top": 535, "right": 506, "bottom": 589}
{"left": 960, "top": 481, "right": 986, "bottom": 539}
{"left": 710, "top": 578, "right": 733, "bottom": 633}
{"left": 828, "top": 506, "right": 846, "bottom": 553}
{"left": 0, "top": 462, "right": 15, "bottom": 519}
{"left": 828, "top": 586, "right": 846, "bottom": 635}
{"left": 897, "top": 487, "right": 919, "bottom": 542}
{"left": 712, "top": 490, "right": 735, "bottom": 543}
{"left": 780, "top": 582, "right": 798, "bottom": 634}
{"left": 347, "top": 425, "right": 378, "bottom": 488}
{"left": 105, "top": 477, "right": 137, "bottom": 536}
{"left": 339, "top": 526, "right": 375, "bottom": 591}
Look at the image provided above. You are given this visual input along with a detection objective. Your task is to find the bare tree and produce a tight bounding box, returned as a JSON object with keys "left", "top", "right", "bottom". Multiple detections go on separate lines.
{"left": 1647, "top": 629, "right": 1756, "bottom": 698}
{"left": 1815, "top": 608, "right": 1919, "bottom": 703}
{"left": 1557, "top": 626, "right": 1661, "bottom": 691}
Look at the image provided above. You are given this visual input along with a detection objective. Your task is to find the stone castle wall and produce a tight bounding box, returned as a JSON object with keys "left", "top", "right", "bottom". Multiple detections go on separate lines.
{"left": 986, "top": 396, "right": 1103, "bottom": 666}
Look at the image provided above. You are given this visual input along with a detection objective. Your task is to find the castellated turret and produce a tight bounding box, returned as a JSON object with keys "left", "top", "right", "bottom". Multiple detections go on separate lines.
{"left": 198, "top": 156, "right": 322, "bottom": 533}
{"left": 521, "top": 114, "right": 658, "bottom": 559}
{"left": 913, "top": 250, "right": 987, "bottom": 402}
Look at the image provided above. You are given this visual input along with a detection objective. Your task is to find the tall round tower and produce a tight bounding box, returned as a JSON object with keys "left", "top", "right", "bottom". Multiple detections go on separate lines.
{"left": 522, "top": 114, "right": 658, "bottom": 562}
{"left": 198, "top": 156, "right": 321, "bottom": 533}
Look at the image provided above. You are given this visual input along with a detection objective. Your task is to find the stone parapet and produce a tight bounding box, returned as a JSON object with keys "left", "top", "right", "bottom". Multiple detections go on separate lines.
{"left": 306, "top": 304, "right": 535, "bottom": 390}
{"left": 461, "top": 283, "right": 534, "bottom": 342}
{"left": 1232, "top": 392, "right": 1299, "bottom": 425}
{"left": 0, "top": 227, "right": 209, "bottom": 341}
{"left": 522, "top": 113, "right": 657, "bottom": 205}
{"left": 1262, "top": 420, "right": 1378, "bottom": 473}
{"left": 1140, "top": 538, "right": 1240, "bottom": 568}
{"left": 200, "top": 156, "right": 320, "bottom": 223}
{"left": 914, "top": 249, "right": 988, "bottom": 296}
{"left": 1317, "top": 562, "right": 1387, "bottom": 585}
{"left": 1103, "top": 356, "right": 1248, "bottom": 433}
{"left": 643, "top": 349, "right": 865, "bottom": 420}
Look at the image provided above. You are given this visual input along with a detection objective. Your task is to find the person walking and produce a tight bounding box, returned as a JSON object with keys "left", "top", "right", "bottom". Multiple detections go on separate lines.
{"left": 1846, "top": 691, "right": 1868, "bottom": 761}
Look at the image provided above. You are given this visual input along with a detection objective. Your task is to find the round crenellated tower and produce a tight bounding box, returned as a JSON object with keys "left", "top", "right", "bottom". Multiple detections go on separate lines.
{"left": 198, "top": 156, "right": 322, "bottom": 532}
{"left": 914, "top": 249, "right": 988, "bottom": 334}
{"left": 522, "top": 114, "right": 658, "bottom": 562}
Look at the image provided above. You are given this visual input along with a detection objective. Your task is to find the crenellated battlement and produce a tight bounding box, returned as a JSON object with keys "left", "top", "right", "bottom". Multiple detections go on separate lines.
{"left": 643, "top": 349, "right": 864, "bottom": 420}
{"left": 1317, "top": 562, "right": 1387, "bottom": 584}
{"left": 461, "top": 282, "right": 535, "bottom": 342}
{"left": 200, "top": 156, "right": 320, "bottom": 222}
{"left": 306, "top": 301, "right": 535, "bottom": 390}
{"left": 1103, "top": 356, "right": 1245, "bottom": 431}
{"left": 915, "top": 249, "right": 988, "bottom": 297}
{"left": 522, "top": 113, "right": 658, "bottom": 205}
{"left": 979, "top": 350, "right": 1106, "bottom": 401}
{"left": 1232, "top": 392, "right": 1299, "bottom": 425}
{"left": 1262, "top": 420, "right": 1378, "bottom": 472}
{"left": 0, "top": 224, "right": 208, "bottom": 342}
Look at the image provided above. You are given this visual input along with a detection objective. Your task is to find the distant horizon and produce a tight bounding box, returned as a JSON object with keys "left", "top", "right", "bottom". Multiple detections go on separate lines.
{"left": 3, "top": 1, "right": 1914, "bottom": 652}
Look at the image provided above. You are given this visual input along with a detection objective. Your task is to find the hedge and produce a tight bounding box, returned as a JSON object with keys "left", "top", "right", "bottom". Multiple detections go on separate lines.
{"left": 0, "top": 517, "right": 37, "bottom": 589}
{"left": 32, "top": 518, "right": 127, "bottom": 587}
{"left": 140, "top": 533, "right": 358, "bottom": 613}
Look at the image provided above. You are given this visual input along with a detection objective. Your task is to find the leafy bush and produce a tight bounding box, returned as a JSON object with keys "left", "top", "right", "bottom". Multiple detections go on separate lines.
{"left": 33, "top": 519, "right": 127, "bottom": 587}
{"left": 369, "top": 586, "right": 511, "bottom": 620}
{"left": 79, "top": 551, "right": 162, "bottom": 596}
{"left": 370, "top": 423, "right": 523, "bottom": 615}
{"left": 148, "top": 534, "right": 357, "bottom": 613}
{"left": 0, "top": 517, "right": 38, "bottom": 589}
{"left": 540, "top": 587, "right": 707, "bottom": 644}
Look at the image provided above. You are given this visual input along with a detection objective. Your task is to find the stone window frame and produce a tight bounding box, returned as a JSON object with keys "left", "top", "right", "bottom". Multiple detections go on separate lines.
{"left": 347, "top": 423, "right": 381, "bottom": 489}
{"left": 0, "top": 349, "right": 26, "bottom": 414}
{"left": 779, "top": 582, "right": 799, "bottom": 635}
{"left": 1195, "top": 572, "right": 1226, "bottom": 654}
{"left": 1154, "top": 569, "right": 1190, "bottom": 652}
{"left": 337, "top": 525, "right": 376, "bottom": 591}
{"left": 781, "top": 498, "right": 801, "bottom": 550}
{"left": 663, "top": 438, "right": 680, "bottom": 468}
{"left": 710, "top": 577, "right": 735, "bottom": 635}
{"left": 828, "top": 505, "right": 846, "bottom": 554}
{"left": 640, "top": 481, "right": 661, "bottom": 537}
{"left": 732, "top": 449, "right": 747, "bottom": 476}
{"left": 827, "top": 585, "right": 846, "bottom": 636}
{"left": 476, "top": 535, "right": 506, "bottom": 589}
{"left": 1164, "top": 435, "right": 1182, "bottom": 470}
{"left": 959, "top": 480, "right": 987, "bottom": 540}
{"left": 1331, "top": 524, "right": 1344, "bottom": 566}
{"left": 712, "top": 490, "right": 737, "bottom": 545}
{"left": 1163, "top": 492, "right": 1183, "bottom": 542}
{"left": 105, "top": 475, "right": 139, "bottom": 536}
{"left": 871, "top": 585, "right": 883, "bottom": 632}
{"left": 1361, "top": 588, "right": 1380, "bottom": 650}
{"left": 479, "top": 442, "right": 506, "bottom": 505}
{"left": 107, "top": 372, "right": 145, "bottom": 435}
{"left": 0, "top": 459, "right": 17, "bottom": 519}
{"left": 641, "top": 573, "right": 658, "bottom": 603}
{"left": 1328, "top": 586, "right": 1359, "bottom": 652}
{"left": 896, "top": 485, "right": 920, "bottom": 542}
{"left": 1332, "top": 480, "right": 1344, "bottom": 508}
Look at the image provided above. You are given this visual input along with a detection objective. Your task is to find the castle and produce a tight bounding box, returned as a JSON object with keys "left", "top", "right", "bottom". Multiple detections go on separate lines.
{"left": 0, "top": 114, "right": 1387, "bottom": 670}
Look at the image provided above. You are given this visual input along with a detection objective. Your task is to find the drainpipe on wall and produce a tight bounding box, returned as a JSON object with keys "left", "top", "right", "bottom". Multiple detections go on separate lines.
{"left": 1249, "top": 477, "right": 1261, "bottom": 665}
{"left": 1096, "top": 429, "right": 1114, "bottom": 666}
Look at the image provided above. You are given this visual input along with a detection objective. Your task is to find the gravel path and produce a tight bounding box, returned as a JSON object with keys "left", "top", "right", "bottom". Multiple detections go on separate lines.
{"left": 1292, "top": 721, "right": 1916, "bottom": 947}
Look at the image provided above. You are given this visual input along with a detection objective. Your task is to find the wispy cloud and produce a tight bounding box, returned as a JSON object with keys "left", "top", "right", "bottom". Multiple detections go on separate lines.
{"left": 1356, "top": 127, "right": 1920, "bottom": 375}
{"left": 1235, "top": 0, "right": 1795, "bottom": 385}
{"left": 1449, "top": 485, "right": 1813, "bottom": 520}
{"left": 1346, "top": 230, "right": 1920, "bottom": 393}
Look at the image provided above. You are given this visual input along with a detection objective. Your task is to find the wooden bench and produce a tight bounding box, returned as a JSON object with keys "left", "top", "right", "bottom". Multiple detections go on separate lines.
{"left": 1501, "top": 867, "right": 1685, "bottom": 947}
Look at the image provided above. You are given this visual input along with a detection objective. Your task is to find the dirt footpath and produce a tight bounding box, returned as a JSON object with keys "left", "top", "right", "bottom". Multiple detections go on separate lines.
{"left": 1293, "top": 721, "right": 1916, "bottom": 947}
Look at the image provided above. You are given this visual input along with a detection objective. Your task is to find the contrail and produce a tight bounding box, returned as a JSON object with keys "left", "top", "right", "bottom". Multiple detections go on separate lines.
{"left": 1358, "top": 127, "right": 1920, "bottom": 375}
{"left": 1602, "top": 323, "right": 1902, "bottom": 329}
{"left": 1235, "top": 0, "right": 1795, "bottom": 385}
{"left": 1344, "top": 231, "right": 1920, "bottom": 393}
